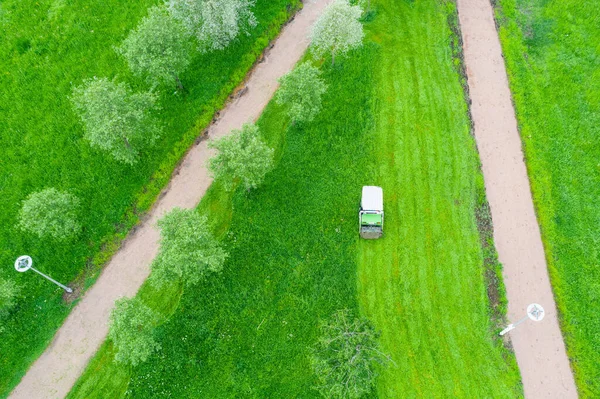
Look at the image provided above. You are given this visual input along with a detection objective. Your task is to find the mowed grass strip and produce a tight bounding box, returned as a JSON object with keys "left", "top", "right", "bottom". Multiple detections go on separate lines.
{"left": 495, "top": 0, "right": 600, "bottom": 395}
{"left": 357, "top": 0, "right": 522, "bottom": 397}
{"left": 0, "top": 0, "right": 298, "bottom": 395}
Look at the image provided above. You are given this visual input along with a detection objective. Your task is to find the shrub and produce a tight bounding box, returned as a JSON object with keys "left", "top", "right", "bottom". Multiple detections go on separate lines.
{"left": 276, "top": 62, "right": 328, "bottom": 124}
{"left": 311, "top": 309, "right": 389, "bottom": 398}
{"left": 151, "top": 208, "right": 227, "bottom": 288}
{"left": 116, "top": 6, "right": 193, "bottom": 90}
{"left": 310, "top": 0, "right": 364, "bottom": 65}
{"left": 109, "top": 297, "right": 160, "bottom": 366}
{"left": 18, "top": 188, "right": 81, "bottom": 240}
{"left": 208, "top": 123, "right": 274, "bottom": 191}
{"left": 71, "top": 77, "right": 160, "bottom": 164}
{"left": 168, "top": 0, "right": 257, "bottom": 52}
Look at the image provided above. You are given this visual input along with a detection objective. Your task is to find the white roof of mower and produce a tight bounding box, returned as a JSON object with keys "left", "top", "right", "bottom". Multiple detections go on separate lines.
{"left": 361, "top": 186, "right": 383, "bottom": 212}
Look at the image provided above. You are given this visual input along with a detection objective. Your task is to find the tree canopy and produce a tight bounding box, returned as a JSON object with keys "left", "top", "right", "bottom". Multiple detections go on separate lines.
{"left": 276, "top": 62, "right": 328, "bottom": 124}
{"left": 310, "top": 0, "right": 364, "bottom": 65}
{"left": 71, "top": 77, "right": 160, "bottom": 164}
{"left": 117, "top": 6, "right": 193, "bottom": 90}
{"left": 18, "top": 188, "right": 81, "bottom": 240}
{"left": 208, "top": 123, "right": 274, "bottom": 191}
{"left": 151, "top": 208, "right": 227, "bottom": 288}
{"left": 311, "top": 309, "right": 389, "bottom": 399}
{"left": 109, "top": 297, "right": 160, "bottom": 366}
{"left": 168, "top": 0, "right": 257, "bottom": 52}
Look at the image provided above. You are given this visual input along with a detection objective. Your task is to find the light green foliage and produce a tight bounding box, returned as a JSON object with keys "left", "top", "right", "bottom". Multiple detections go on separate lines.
{"left": 311, "top": 309, "right": 387, "bottom": 399}
{"left": 151, "top": 208, "right": 227, "bottom": 288}
{"left": 310, "top": 0, "right": 364, "bottom": 65}
{"left": 168, "top": 0, "right": 257, "bottom": 52}
{"left": 18, "top": 188, "right": 81, "bottom": 240}
{"left": 496, "top": 0, "right": 600, "bottom": 394}
{"left": 109, "top": 297, "right": 160, "bottom": 366}
{"left": 208, "top": 123, "right": 274, "bottom": 191}
{"left": 276, "top": 62, "right": 327, "bottom": 124}
{"left": 71, "top": 77, "right": 160, "bottom": 164}
{"left": 116, "top": 6, "right": 192, "bottom": 89}
{"left": 0, "top": 279, "right": 19, "bottom": 319}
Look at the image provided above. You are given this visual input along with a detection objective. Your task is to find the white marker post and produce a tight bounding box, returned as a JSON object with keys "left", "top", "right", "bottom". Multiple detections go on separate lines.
{"left": 14, "top": 255, "right": 73, "bottom": 293}
{"left": 500, "top": 303, "right": 545, "bottom": 336}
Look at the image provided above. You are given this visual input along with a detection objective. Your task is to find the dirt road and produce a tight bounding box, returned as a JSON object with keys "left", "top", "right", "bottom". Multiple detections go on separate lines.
{"left": 456, "top": 0, "right": 578, "bottom": 397}
{"left": 8, "top": 1, "right": 331, "bottom": 398}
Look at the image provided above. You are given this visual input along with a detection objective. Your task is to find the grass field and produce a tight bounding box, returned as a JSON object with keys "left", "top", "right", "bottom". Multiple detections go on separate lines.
{"left": 0, "top": 0, "right": 299, "bottom": 395}
{"left": 69, "top": 1, "right": 521, "bottom": 397}
{"left": 357, "top": 1, "right": 521, "bottom": 396}
{"left": 495, "top": 0, "right": 600, "bottom": 396}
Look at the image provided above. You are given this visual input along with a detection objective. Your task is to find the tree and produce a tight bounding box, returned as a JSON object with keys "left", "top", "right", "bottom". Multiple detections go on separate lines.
{"left": 116, "top": 6, "right": 192, "bottom": 90}
{"left": 109, "top": 297, "right": 160, "bottom": 366}
{"left": 275, "top": 62, "right": 328, "bottom": 124}
{"left": 167, "top": 0, "right": 257, "bottom": 52}
{"left": 151, "top": 208, "right": 227, "bottom": 288}
{"left": 18, "top": 188, "right": 81, "bottom": 240}
{"left": 0, "top": 279, "right": 19, "bottom": 319}
{"left": 310, "top": 309, "right": 390, "bottom": 399}
{"left": 72, "top": 77, "right": 160, "bottom": 164}
{"left": 310, "top": 0, "right": 364, "bottom": 65}
{"left": 208, "top": 123, "right": 274, "bottom": 191}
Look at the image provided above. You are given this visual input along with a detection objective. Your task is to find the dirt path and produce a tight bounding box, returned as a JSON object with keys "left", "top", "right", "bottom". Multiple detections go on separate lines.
{"left": 456, "top": 0, "right": 577, "bottom": 397}
{"left": 8, "top": 2, "right": 331, "bottom": 398}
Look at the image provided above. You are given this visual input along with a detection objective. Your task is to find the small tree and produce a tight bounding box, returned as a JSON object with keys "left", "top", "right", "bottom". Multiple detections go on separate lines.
{"left": 310, "top": 309, "right": 389, "bottom": 399}
{"left": 116, "top": 6, "right": 192, "bottom": 90}
{"left": 151, "top": 208, "right": 227, "bottom": 288}
{"left": 275, "top": 62, "right": 328, "bottom": 124}
{"left": 310, "top": 0, "right": 364, "bottom": 65}
{"left": 18, "top": 188, "right": 81, "bottom": 240}
{"left": 0, "top": 279, "right": 19, "bottom": 319}
{"left": 167, "top": 0, "right": 257, "bottom": 52}
{"left": 71, "top": 77, "right": 160, "bottom": 165}
{"left": 109, "top": 297, "right": 160, "bottom": 366}
{"left": 208, "top": 123, "right": 274, "bottom": 191}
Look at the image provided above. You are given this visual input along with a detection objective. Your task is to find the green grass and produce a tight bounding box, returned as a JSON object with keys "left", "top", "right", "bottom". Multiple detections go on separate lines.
{"left": 495, "top": 0, "right": 600, "bottom": 396}
{"left": 71, "top": 46, "right": 374, "bottom": 398}
{"left": 0, "top": 0, "right": 300, "bottom": 395}
{"left": 69, "top": 1, "right": 521, "bottom": 397}
{"left": 357, "top": 1, "right": 521, "bottom": 397}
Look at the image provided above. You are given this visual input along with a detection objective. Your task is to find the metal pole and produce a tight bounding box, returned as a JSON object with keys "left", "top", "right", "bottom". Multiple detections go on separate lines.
{"left": 512, "top": 315, "right": 530, "bottom": 328}
{"left": 30, "top": 267, "right": 73, "bottom": 293}
{"left": 499, "top": 303, "right": 545, "bottom": 336}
